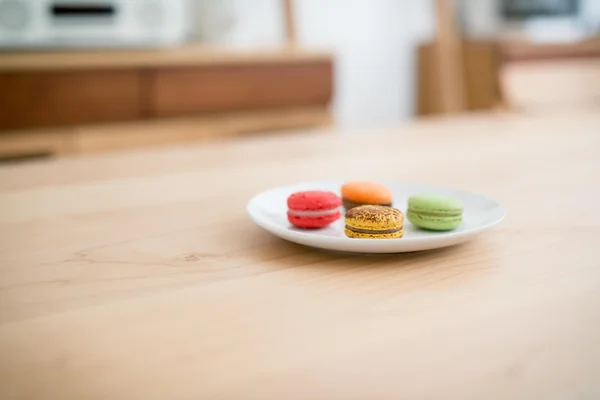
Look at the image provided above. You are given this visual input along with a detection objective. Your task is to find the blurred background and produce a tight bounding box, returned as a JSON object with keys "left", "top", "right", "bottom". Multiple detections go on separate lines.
{"left": 0, "top": 0, "right": 599, "bottom": 162}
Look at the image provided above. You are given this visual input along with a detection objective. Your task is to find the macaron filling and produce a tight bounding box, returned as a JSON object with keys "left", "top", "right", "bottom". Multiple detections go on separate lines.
{"left": 407, "top": 210, "right": 462, "bottom": 217}
{"left": 288, "top": 207, "right": 342, "bottom": 217}
{"left": 343, "top": 198, "right": 392, "bottom": 210}
{"left": 344, "top": 225, "right": 403, "bottom": 235}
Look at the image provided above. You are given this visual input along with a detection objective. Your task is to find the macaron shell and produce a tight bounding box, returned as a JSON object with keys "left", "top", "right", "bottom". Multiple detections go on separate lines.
{"left": 407, "top": 211, "right": 462, "bottom": 231}
{"left": 345, "top": 228, "right": 404, "bottom": 239}
{"left": 344, "top": 205, "right": 404, "bottom": 239}
{"left": 287, "top": 190, "right": 342, "bottom": 229}
{"left": 345, "top": 205, "right": 404, "bottom": 231}
{"left": 341, "top": 182, "right": 393, "bottom": 207}
{"left": 406, "top": 194, "right": 463, "bottom": 231}
{"left": 342, "top": 198, "right": 392, "bottom": 210}
{"left": 407, "top": 194, "right": 464, "bottom": 215}
{"left": 288, "top": 190, "right": 342, "bottom": 211}
{"left": 288, "top": 210, "right": 341, "bottom": 229}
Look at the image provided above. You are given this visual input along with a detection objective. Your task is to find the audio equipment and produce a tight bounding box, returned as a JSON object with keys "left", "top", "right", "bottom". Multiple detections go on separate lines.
{"left": 0, "top": 0, "right": 190, "bottom": 49}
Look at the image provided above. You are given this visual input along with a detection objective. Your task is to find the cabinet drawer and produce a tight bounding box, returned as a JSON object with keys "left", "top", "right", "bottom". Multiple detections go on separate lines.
{"left": 150, "top": 61, "right": 333, "bottom": 117}
{"left": 0, "top": 70, "right": 142, "bottom": 131}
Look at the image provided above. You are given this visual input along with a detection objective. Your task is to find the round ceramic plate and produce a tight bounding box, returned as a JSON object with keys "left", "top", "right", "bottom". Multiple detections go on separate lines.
{"left": 247, "top": 181, "right": 505, "bottom": 253}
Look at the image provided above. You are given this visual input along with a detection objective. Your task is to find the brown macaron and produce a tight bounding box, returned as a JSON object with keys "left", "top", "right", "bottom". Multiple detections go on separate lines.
{"left": 345, "top": 205, "right": 404, "bottom": 239}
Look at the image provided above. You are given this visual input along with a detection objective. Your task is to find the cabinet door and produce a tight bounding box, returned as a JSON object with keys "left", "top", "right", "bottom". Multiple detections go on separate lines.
{"left": 0, "top": 70, "right": 143, "bottom": 131}
{"left": 150, "top": 61, "right": 333, "bottom": 117}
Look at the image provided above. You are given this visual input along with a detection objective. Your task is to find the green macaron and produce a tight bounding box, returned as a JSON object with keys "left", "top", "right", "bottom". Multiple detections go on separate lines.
{"left": 407, "top": 194, "right": 464, "bottom": 231}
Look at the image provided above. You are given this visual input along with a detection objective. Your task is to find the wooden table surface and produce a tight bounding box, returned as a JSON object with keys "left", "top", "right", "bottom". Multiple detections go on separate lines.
{"left": 1, "top": 111, "right": 599, "bottom": 399}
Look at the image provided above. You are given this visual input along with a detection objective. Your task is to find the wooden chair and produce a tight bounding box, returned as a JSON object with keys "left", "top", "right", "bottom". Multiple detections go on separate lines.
{"left": 498, "top": 39, "right": 600, "bottom": 112}
{"left": 417, "top": 0, "right": 600, "bottom": 116}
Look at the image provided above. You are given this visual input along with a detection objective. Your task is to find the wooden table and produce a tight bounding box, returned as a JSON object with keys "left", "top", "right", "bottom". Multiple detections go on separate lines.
{"left": 1, "top": 110, "right": 599, "bottom": 399}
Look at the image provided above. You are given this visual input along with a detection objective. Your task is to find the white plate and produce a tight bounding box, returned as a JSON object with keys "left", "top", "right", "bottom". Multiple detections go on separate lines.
{"left": 247, "top": 181, "right": 505, "bottom": 253}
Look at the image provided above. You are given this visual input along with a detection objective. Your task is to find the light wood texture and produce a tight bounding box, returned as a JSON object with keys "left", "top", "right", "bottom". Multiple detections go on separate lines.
{"left": 74, "top": 107, "right": 332, "bottom": 154}
{"left": 416, "top": 41, "right": 439, "bottom": 115}
{"left": 500, "top": 59, "right": 600, "bottom": 112}
{"left": 497, "top": 38, "right": 600, "bottom": 112}
{"left": 1, "top": 110, "right": 599, "bottom": 399}
{"left": 500, "top": 37, "right": 600, "bottom": 62}
{"left": 0, "top": 46, "right": 332, "bottom": 72}
{"left": 283, "top": 0, "right": 297, "bottom": 47}
{"left": 416, "top": 38, "right": 600, "bottom": 115}
{"left": 0, "top": 107, "right": 331, "bottom": 158}
{"left": 417, "top": 41, "right": 502, "bottom": 115}
{"left": 463, "top": 41, "right": 502, "bottom": 110}
{"left": 434, "top": 0, "right": 467, "bottom": 113}
{"left": 0, "top": 129, "right": 74, "bottom": 160}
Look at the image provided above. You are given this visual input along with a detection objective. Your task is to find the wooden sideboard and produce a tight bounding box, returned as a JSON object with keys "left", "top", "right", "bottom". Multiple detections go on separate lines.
{"left": 0, "top": 46, "right": 334, "bottom": 159}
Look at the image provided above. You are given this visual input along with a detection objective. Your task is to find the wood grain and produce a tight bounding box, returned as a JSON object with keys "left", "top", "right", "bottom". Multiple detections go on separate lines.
{"left": 0, "top": 48, "right": 333, "bottom": 132}
{"left": 0, "top": 46, "right": 332, "bottom": 72}
{"left": 0, "top": 107, "right": 331, "bottom": 158}
{"left": 463, "top": 41, "right": 502, "bottom": 110}
{"left": 0, "top": 128, "right": 74, "bottom": 161}
{"left": 74, "top": 107, "right": 332, "bottom": 154}
{"left": 416, "top": 42, "right": 440, "bottom": 115}
{"left": 434, "top": 0, "right": 467, "bottom": 113}
{"left": 501, "top": 59, "right": 600, "bottom": 112}
{"left": 417, "top": 41, "right": 501, "bottom": 115}
{"left": 0, "top": 70, "right": 142, "bottom": 131}
{"left": 500, "top": 37, "right": 600, "bottom": 62}
{"left": 151, "top": 62, "right": 332, "bottom": 117}
{"left": 283, "top": 0, "right": 297, "bottom": 46}
{"left": 0, "top": 110, "right": 599, "bottom": 399}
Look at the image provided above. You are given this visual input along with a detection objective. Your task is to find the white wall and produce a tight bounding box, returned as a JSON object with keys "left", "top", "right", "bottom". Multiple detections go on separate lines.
{"left": 295, "top": 0, "right": 434, "bottom": 129}
{"left": 190, "top": 0, "right": 285, "bottom": 47}
{"left": 190, "top": 0, "right": 434, "bottom": 130}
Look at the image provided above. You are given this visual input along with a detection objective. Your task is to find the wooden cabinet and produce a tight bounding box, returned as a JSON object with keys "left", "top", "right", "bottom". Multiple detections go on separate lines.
{"left": 0, "top": 47, "right": 334, "bottom": 159}
{"left": 0, "top": 70, "right": 143, "bottom": 131}
{"left": 151, "top": 62, "right": 332, "bottom": 117}
{"left": 0, "top": 50, "right": 333, "bottom": 131}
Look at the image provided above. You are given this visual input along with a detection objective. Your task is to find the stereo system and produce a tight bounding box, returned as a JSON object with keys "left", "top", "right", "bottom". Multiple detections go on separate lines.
{"left": 0, "top": 0, "right": 190, "bottom": 49}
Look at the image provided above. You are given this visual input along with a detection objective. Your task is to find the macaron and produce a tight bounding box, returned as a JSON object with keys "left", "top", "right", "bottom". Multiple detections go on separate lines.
{"left": 406, "top": 194, "right": 464, "bottom": 231}
{"left": 287, "top": 190, "right": 342, "bottom": 229}
{"left": 344, "top": 205, "right": 404, "bottom": 239}
{"left": 341, "top": 181, "right": 393, "bottom": 210}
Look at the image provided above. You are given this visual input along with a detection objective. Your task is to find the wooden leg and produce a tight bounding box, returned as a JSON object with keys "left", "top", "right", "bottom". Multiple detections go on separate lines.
{"left": 283, "top": 0, "right": 297, "bottom": 47}
{"left": 434, "top": 0, "right": 467, "bottom": 114}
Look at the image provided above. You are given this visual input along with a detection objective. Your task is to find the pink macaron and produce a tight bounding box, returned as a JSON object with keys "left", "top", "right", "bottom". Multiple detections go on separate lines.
{"left": 287, "top": 190, "right": 342, "bottom": 229}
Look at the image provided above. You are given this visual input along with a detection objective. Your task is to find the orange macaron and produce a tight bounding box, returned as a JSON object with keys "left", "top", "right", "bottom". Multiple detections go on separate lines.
{"left": 341, "top": 181, "right": 393, "bottom": 210}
